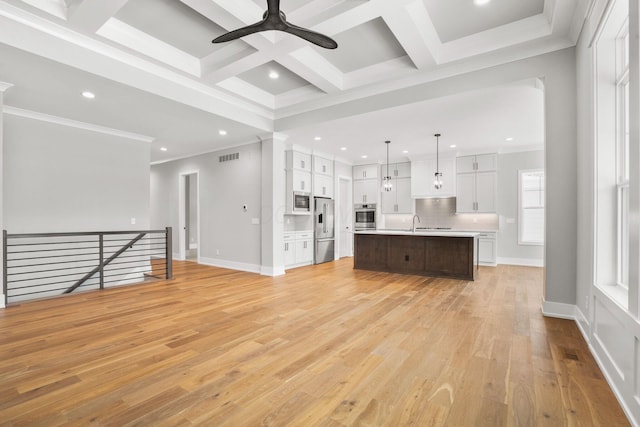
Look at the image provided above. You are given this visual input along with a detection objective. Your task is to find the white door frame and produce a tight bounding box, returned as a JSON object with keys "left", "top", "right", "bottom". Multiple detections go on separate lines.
{"left": 178, "top": 171, "right": 201, "bottom": 262}
{"left": 337, "top": 175, "right": 353, "bottom": 259}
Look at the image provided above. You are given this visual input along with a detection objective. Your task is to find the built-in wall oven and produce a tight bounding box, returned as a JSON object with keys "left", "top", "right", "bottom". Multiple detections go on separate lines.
{"left": 293, "top": 192, "right": 311, "bottom": 213}
{"left": 354, "top": 204, "right": 376, "bottom": 230}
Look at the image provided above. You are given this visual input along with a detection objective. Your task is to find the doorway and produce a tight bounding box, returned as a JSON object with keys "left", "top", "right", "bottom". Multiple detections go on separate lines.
{"left": 338, "top": 176, "right": 353, "bottom": 258}
{"left": 179, "top": 172, "right": 200, "bottom": 262}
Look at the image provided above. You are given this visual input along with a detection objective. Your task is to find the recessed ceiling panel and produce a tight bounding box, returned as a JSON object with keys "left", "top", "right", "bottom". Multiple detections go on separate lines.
{"left": 116, "top": 0, "right": 232, "bottom": 58}
{"left": 316, "top": 17, "right": 408, "bottom": 73}
{"left": 424, "top": 0, "right": 544, "bottom": 43}
{"left": 237, "top": 61, "right": 313, "bottom": 95}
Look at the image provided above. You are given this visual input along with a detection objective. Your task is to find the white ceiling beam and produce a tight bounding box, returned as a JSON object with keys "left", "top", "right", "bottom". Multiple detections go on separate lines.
{"left": 378, "top": 0, "right": 437, "bottom": 70}
{"left": 66, "top": 0, "right": 129, "bottom": 33}
{"left": 96, "top": 19, "right": 201, "bottom": 76}
{"left": 278, "top": 48, "right": 343, "bottom": 94}
{"left": 203, "top": 49, "right": 272, "bottom": 84}
{"left": 547, "top": 0, "right": 581, "bottom": 41}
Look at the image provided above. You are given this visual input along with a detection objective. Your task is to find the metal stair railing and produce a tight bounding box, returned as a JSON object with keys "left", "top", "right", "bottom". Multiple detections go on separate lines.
{"left": 2, "top": 227, "right": 172, "bottom": 305}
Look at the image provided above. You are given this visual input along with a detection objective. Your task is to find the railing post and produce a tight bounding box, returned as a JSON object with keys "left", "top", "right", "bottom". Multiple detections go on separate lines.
{"left": 3, "top": 230, "right": 8, "bottom": 306}
{"left": 99, "top": 234, "right": 104, "bottom": 289}
{"left": 165, "top": 227, "right": 172, "bottom": 279}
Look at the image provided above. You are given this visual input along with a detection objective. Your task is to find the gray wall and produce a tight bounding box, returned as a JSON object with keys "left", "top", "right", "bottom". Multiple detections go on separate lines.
{"left": 497, "top": 150, "right": 545, "bottom": 263}
{"left": 150, "top": 142, "right": 262, "bottom": 270}
{"left": 3, "top": 115, "right": 150, "bottom": 232}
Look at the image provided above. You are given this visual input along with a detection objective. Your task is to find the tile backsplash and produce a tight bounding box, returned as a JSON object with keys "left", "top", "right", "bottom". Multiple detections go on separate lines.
{"left": 382, "top": 198, "right": 498, "bottom": 231}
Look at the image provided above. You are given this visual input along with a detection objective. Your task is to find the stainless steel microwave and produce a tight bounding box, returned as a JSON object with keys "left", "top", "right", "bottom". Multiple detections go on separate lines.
{"left": 293, "top": 192, "right": 311, "bottom": 212}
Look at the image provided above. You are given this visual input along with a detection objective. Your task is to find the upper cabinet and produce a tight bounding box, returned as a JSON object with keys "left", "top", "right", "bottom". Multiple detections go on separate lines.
{"left": 286, "top": 151, "right": 311, "bottom": 172}
{"left": 456, "top": 153, "right": 497, "bottom": 173}
{"left": 380, "top": 162, "right": 410, "bottom": 179}
{"left": 285, "top": 150, "right": 312, "bottom": 214}
{"left": 314, "top": 156, "right": 333, "bottom": 177}
{"left": 411, "top": 155, "right": 456, "bottom": 198}
{"left": 353, "top": 164, "right": 378, "bottom": 180}
{"left": 456, "top": 154, "right": 497, "bottom": 213}
{"left": 313, "top": 155, "right": 334, "bottom": 198}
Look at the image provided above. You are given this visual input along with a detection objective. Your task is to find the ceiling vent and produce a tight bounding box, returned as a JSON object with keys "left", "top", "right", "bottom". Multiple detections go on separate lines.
{"left": 219, "top": 152, "right": 240, "bottom": 163}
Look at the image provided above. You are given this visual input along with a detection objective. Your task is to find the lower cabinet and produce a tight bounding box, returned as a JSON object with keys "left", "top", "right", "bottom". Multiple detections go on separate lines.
{"left": 477, "top": 232, "right": 497, "bottom": 266}
{"left": 284, "top": 231, "right": 313, "bottom": 269}
{"left": 354, "top": 234, "right": 476, "bottom": 280}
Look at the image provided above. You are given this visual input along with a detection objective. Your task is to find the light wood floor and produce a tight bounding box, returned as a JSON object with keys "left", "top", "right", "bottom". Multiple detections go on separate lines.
{"left": 0, "top": 259, "right": 629, "bottom": 426}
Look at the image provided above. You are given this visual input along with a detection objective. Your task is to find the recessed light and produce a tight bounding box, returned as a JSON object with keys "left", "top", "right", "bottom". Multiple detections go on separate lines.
{"left": 474, "top": 0, "right": 491, "bottom": 5}
{"left": 340, "top": 147, "right": 347, "bottom": 151}
{"left": 402, "top": 150, "right": 409, "bottom": 154}
{"left": 506, "top": 137, "right": 514, "bottom": 141}
{"left": 160, "top": 147, "right": 168, "bottom": 152}
{"left": 219, "top": 130, "right": 227, "bottom": 136}
{"left": 82, "top": 91, "right": 95, "bottom": 99}
{"left": 269, "top": 71, "right": 279, "bottom": 79}
{"left": 450, "top": 145, "right": 457, "bottom": 148}
{"left": 361, "top": 155, "right": 368, "bottom": 159}
{"left": 314, "top": 136, "right": 322, "bottom": 141}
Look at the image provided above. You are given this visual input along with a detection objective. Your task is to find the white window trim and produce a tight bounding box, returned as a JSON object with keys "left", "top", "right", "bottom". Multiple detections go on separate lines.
{"left": 518, "top": 168, "right": 545, "bottom": 246}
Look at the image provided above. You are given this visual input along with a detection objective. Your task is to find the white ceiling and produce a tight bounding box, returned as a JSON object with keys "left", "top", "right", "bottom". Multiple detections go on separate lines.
{"left": 0, "top": 0, "right": 590, "bottom": 164}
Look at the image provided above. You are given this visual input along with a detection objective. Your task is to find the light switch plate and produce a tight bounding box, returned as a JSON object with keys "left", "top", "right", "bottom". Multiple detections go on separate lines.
{"left": 252, "top": 218, "right": 260, "bottom": 225}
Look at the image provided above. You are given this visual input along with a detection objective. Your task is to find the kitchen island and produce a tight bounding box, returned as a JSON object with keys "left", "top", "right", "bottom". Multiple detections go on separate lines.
{"left": 354, "top": 230, "right": 479, "bottom": 280}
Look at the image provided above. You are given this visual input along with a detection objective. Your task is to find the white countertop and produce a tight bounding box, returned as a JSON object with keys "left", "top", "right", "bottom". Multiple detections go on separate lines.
{"left": 355, "top": 229, "right": 480, "bottom": 238}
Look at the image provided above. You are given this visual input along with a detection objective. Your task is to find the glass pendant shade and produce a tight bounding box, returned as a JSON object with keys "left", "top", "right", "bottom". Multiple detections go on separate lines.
{"left": 383, "top": 140, "right": 392, "bottom": 192}
{"left": 434, "top": 133, "right": 443, "bottom": 189}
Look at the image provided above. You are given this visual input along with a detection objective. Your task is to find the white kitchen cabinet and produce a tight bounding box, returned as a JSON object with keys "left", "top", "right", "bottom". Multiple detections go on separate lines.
{"left": 381, "top": 162, "right": 411, "bottom": 179}
{"left": 456, "top": 154, "right": 497, "bottom": 173}
{"left": 291, "top": 169, "right": 311, "bottom": 193}
{"left": 411, "top": 156, "right": 456, "bottom": 198}
{"left": 456, "top": 171, "right": 497, "bottom": 213}
{"left": 354, "top": 179, "right": 378, "bottom": 204}
{"left": 381, "top": 178, "right": 412, "bottom": 214}
{"left": 477, "top": 232, "right": 497, "bottom": 266}
{"left": 286, "top": 151, "right": 311, "bottom": 172}
{"left": 353, "top": 164, "right": 378, "bottom": 180}
{"left": 285, "top": 150, "right": 312, "bottom": 214}
{"left": 314, "top": 156, "right": 333, "bottom": 176}
{"left": 314, "top": 173, "right": 333, "bottom": 198}
{"left": 284, "top": 230, "right": 313, "bottom": 269}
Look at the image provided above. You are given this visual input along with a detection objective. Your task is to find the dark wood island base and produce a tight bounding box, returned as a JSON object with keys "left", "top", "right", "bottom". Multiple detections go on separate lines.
{"left": 354, "top": 233, "right": 477, "bottom": 281}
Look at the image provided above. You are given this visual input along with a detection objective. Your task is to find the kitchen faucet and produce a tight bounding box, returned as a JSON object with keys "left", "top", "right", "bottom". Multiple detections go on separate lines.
{"left": 412, "top": 214, "right": 421, "bottom": 232}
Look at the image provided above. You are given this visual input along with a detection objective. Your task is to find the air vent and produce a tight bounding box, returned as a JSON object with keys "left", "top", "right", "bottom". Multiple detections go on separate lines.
{"left": 219, "top": 152, "right": 239, "bottom": 162}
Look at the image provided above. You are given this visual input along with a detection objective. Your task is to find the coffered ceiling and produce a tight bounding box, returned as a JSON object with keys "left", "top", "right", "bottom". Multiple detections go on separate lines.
{"left": 0, "top": 0, "right": 590, "bottom": 163}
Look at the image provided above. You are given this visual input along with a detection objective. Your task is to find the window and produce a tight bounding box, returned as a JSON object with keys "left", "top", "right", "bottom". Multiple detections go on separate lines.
{"left": 616, "top": 21, "right": 629, "bottom": 288}
{"left": 519, "top": 169, "right": 544, "bottom": 245}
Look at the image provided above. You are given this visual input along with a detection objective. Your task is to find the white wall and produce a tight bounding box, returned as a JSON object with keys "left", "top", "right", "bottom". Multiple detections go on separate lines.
{"left": 3, "top": 115, "right": 150, "bottom": 232}
{"left": 497, "top": 150, "right": 545, "bottom": 265}
{"left": 150, "top": 142, "right": 263, "bottom": 272}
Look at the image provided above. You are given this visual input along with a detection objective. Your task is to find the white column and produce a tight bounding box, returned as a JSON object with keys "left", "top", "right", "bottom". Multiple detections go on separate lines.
{"left": 260, "top": 133, "right": 287, "bottom": 276}
{"left": 0, "top": 81, "right": 13, "bottom": 308}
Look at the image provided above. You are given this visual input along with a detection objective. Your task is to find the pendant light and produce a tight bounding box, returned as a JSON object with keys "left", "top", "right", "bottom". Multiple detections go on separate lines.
{"left": 383, "top": 140, "right": 393, "bottom": 192}
{"left": 433, "top": 133, "right": 443, "bottom": 189}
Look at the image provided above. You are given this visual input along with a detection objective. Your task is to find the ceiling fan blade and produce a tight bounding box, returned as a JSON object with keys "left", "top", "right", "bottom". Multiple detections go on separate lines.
{"left": 212, "top": 21, "right": 267, "bottom": 44}
{"left": 266, "top": 0, "right": 280, "bottom": 16}
{"left": 284, "top": 23, "right": 338, "bottom": 49}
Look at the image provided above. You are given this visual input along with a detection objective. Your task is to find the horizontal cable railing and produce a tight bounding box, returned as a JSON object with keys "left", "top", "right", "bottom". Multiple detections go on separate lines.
{"left": 3, "top": 228, "right": 172, "bottom": 305}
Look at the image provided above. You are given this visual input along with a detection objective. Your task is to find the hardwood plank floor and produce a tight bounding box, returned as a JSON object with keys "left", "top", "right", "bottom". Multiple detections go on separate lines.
{"left": 0, "top": 259, "right": 629, "bottom": 426}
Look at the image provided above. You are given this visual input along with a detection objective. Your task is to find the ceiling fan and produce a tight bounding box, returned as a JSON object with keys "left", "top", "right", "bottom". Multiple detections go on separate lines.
{"left": 212, "top": 0, "right": 338, "bottom": 49}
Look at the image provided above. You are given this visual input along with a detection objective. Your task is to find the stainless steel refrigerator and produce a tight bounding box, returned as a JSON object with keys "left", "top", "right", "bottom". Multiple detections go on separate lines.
{"left": 314, "top": 197, "right": 335, "bottom": 264}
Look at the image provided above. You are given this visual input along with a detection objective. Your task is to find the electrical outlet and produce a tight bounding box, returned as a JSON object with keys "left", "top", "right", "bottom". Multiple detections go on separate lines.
{"left": 130, "top": 217, "right": 136, "bottom": 225}
{"left": 472, "top": 217, "right": 478, "bottom": 223}
{"left": 216, "top": 249, "right": 220, "bottom": 255}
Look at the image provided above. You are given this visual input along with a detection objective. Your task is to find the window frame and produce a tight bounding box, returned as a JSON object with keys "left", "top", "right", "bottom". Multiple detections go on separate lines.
{"left": 518, "top": 168, "right": 545, "bottom": 246}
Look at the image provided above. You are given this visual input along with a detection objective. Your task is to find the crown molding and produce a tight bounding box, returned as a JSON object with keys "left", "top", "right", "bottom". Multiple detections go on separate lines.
{"left": 0, "top": 81, "right": 13, "bottom": 92}
{"left": 4, "top": 106, "right": 155, "bottom": 143}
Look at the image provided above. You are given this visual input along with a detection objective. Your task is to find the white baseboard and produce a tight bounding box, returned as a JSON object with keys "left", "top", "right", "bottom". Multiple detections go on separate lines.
{"left": 198, "top": 257, "right": 261, "bottom": 275}
{"left": 0, "top": 294, "right": 5, "bottom": 309}
{"left": 540, "top": 299, "right": 576, "bottom": 319}
{"left": 173, "top": 252, "right": 183, "bottom": 261}
{"left": 498, "top": 257, "right": 544, "bottom": 267}
{"left": 260, "top": 266, "right": 286, "bottom": 277}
